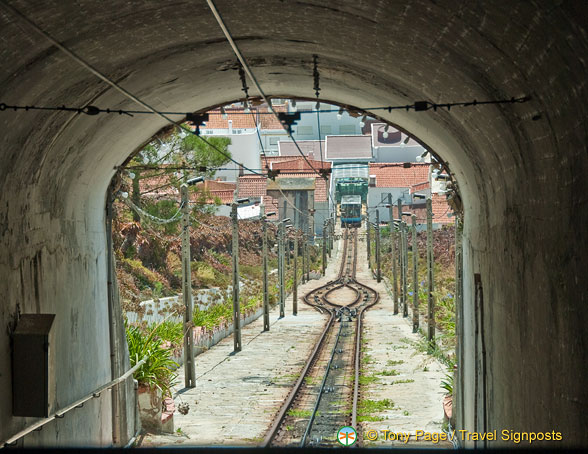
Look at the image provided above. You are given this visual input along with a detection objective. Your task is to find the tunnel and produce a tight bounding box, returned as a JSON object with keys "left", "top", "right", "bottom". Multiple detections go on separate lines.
{"left": 0, "top": 0, "right": 587, "bottom": 447}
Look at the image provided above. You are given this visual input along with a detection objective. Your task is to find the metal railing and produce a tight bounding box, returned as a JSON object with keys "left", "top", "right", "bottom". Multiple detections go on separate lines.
{"left": 1, "top": 356, "right": 147, "bottom": 448}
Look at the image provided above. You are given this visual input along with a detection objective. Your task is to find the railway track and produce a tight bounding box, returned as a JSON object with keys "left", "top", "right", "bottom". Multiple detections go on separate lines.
{"left": 263, "top": 228, "right": 379, "bottom": 447}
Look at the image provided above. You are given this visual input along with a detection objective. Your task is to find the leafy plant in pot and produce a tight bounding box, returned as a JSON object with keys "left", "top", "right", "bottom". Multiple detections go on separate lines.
{"left": 126, "top": 321, "right": 179, "bottom": 433}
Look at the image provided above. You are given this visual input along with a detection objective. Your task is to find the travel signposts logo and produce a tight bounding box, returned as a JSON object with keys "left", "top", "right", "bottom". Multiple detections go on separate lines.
{"left": 337, "top": 426, "right": 357, "bottom": 446}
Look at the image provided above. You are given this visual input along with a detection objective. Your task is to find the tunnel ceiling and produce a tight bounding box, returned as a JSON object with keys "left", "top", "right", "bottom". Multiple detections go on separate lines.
{"left": 0, "top": 0, "right": 586, "bottom": 228}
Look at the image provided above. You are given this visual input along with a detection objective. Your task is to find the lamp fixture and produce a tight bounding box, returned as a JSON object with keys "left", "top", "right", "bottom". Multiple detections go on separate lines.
{"left": 337, "top": 107, "right": 344, "bottom": 120}
{"left": 359, "top": 114, "right": 367, "bottom": 128}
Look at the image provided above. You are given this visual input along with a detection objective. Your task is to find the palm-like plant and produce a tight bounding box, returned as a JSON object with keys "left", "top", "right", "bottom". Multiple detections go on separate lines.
{"left": 126, "top": 322, "right": 178, "bottom": 397}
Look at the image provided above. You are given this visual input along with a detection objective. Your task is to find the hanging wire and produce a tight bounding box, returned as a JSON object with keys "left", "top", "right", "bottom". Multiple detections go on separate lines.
{"left": 121, "top": 196, "right": 184, "bottom": 225}
{"left": 0, "top": 0, "right": 265, "bottom": 178}
{"left": 0, "top": 97, "right": 529, "bottom": 118}
{"left": 204, "top": 0, "right": 325, "bottom": 181}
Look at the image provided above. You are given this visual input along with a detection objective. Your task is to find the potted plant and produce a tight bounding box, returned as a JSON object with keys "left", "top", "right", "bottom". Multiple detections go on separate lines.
{"left": 441, "top": 371, "right": 453, "bottom": 423}
{"left": 126, "top": 322, "right": 178, "bottom": 433}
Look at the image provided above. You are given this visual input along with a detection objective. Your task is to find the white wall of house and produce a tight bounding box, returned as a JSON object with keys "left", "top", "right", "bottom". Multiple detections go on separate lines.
{"left": 201, "top": 130, "right": 261, "bottom": 182}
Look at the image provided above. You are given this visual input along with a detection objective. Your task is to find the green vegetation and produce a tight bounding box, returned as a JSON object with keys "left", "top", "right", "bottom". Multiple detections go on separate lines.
{"left": 125, "top": 321, "right": 178, "bottom": 397}
{"left": 386, "top": 359, "right": 404, "bottom": 366}
{"left": 378, "top": 369, "right": 400, "bottom": 376}
{"left": 390, "top": 378, "right": 415, "bottom": 385}
{"left": 357, "top": 398, "right": 395, "bottom": 422}
{"left": 287, "top": 409, "right": 313, "bottom": 418}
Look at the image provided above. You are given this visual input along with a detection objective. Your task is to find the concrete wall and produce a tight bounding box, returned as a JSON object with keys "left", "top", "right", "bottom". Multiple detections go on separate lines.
{"left": 0, "top": 0, "right": 587, "bottom": 447}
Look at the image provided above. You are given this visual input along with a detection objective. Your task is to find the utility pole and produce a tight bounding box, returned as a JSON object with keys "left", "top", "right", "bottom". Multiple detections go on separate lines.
{"left": 231, "top": 202, "right": 242, "bottom": 352}
{"left": 293, "top": 233, "right": 298, "bottom": 315}
{"left": 402, "top": 220, "right": 409, "bottom": 318}
{"left": 262, "top": 205, "right": 269, "bottom": 332}
{"left": 427, "top": 198, "right": 435, "bottom": 343}
{"left": 181, "top": 184, "right": 196, "bottom": 388}
{"left": 388, "top": 194, "right": 398, "bottom": 314}
{"left": 328, "top": 218, "right": 333, "bottom": 255}
{"left": 397, "top": 199, "right": 406, "bottom": 317}
{"left": 375, "top": 209, "right": 381, "bottom": 283}
{"left": 412, "top": 214, "right": 419, "bottom": 333}
{"left": 322, "top": 222, "right": 327, "bottom": 276}
{"left": 278, "top": 221, "right": 285, "bottom": 318}
{"left": 302, "top": 233, "right": 306, "bottom": 284}
{"left": 366, "top": 211, "right": 371, "bottom": 267}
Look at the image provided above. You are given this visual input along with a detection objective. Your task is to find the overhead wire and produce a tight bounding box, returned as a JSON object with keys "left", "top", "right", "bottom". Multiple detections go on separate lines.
{"left": 205, "top": 0, "right": 325, "bottom": 181}
{"left": 0, "top": 0, "right": 265, "bottom": 178}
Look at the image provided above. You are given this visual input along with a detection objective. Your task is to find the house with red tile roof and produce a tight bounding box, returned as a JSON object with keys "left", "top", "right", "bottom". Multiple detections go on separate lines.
{"left": 366, "top": 162, "right": 432, "bottom": 223}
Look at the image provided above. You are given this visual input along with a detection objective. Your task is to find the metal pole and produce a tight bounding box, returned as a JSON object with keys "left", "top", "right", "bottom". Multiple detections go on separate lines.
{"left": 302, "top": 233, "right": 306, "bottom": 284}
{"left": 376, "top": 209, "right": 381, "bottom": 283}
{"left": 278, "top": 222, "right": 285, "bottom": 318}
{"left": 231, "top": 202, "right": 242, "bottom": 352}
{"left": 402, "top": 221, "right": 409, "bottom": 318}
{"left": 181, "top": 184, "right": 196, "bottom": 387}
{"left": 306, "top": 231, "right": 311, "bottom": 279}
{"left": 389, "top": 194, "right": 398, "bottom": 314}
{"left": 412, "top": 214, "right": 419, "bottom": 333}
{"left": 322, "top": 223, "right": 327, "bottom": 276}
{"left": 427, "top": 198, "right": 435, "bottom": 343}
{"left": 366, "top": 211, "right": 371, "bottom": 267}
{"left": 262, "top": 206, "right": 270, "bottom": 332}
{"left": 293, "top": 234, "right": 298, "bottom": 315}
{"left": 328, "top": 218, "right": 333, "bottom": 255}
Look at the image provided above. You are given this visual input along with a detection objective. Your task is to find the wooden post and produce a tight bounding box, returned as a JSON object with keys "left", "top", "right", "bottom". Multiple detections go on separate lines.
{"left": 262, "top": 205, "right": 269, "bottom": 332}
{"left": 412, "top": 214, "right": 419, "bottom": 333}
{"left": 302, "top": 233, "right": 306, "bottom": 284}
{"left": 231, "top": 202, "right": 242, "bottom": 352}
{"left": 181, "top": 184, "right": 196, "bottom": 387}
{"left": 402, "top": 221, "right": 409, "bottom": 318}
{"left": 389, "top": 194, "right": 398, "bottom": 314}
{"left": 366, "top": 211, "right": 371, "bottom": 267}
{"left": 278, "top": 221, "right": 285, "bottom": 318}
{"left": 322, "top": 223, "right": 327, "bottom": 276}
{"left": 376, "top": 209, "right": 381, "bottom": 283}
{"left": 427, "top": 198, "right": 435, "bottom": 343}
{"left": 293, "top": 234, "right": 298, "bottom": 315}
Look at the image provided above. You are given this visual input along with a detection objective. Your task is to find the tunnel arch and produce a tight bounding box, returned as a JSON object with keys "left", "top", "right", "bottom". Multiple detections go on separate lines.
{"left": 0, "top": 0, "right": 586, "bottom": 447}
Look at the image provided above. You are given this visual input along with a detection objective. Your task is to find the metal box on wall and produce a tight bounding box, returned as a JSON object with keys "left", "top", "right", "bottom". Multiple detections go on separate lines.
{"left": 12, "top": 314, "right": 56, "bottom": 417}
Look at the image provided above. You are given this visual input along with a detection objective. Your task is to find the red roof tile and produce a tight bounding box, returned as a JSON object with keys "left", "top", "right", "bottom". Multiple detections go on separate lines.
{"left": 271, "top": 158, "right": 330, "bottom": 172}
{"left": 238, "top": 175, "right": 267, "bottom": 197}
{"left": 202, "top": 108, "right": 258, "bottom": 129}
{"left": 260, "top": 104, "right": 287, "bottom": 130}
{"left": 369, "top": 163, "right": 429, "bottom": 188}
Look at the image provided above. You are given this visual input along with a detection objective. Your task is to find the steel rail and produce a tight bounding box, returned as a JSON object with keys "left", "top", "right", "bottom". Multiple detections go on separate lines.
{"left": 261, "top": 313, "right": 335, "bottom": 447}
{"left": 300, "top": 318, "right": 345, "bottom": 447}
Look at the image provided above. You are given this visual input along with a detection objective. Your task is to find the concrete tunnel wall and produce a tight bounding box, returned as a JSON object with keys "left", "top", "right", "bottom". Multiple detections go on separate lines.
{"left": 0, "top": 0, "right": 586, "bottom": 447}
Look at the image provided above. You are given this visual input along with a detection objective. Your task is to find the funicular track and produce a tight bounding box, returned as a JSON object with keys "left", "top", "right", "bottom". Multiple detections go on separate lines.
{"left": 263, "top": 228, "right": 379, "bottom": 447}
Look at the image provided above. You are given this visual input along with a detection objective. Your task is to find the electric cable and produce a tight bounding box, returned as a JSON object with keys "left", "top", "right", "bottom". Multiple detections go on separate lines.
{"left": 0, "top": 0, "right": 264, "bottom": 177}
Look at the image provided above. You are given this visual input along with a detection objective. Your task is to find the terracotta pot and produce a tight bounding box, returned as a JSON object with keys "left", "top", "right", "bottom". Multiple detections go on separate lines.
{"left": 443, "top": 394, "right": 453, "bottom": 420}
{"left": 137, "top": 384, "right": 163, "bottom": 433}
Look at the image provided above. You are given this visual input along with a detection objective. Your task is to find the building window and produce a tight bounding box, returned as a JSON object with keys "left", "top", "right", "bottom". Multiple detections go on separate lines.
{"left": 269, "top": 137, "right": 279, "bottom": 145}
{"left": 369, "top": 175, "right": 376, "bottom": 187}
{"left": 297, "top": 125, "right": 314, "bottom": 135}
{"left": 339, "top": 124, "right": 356, "bottom": 134}
{"left": 320, "top": 125, "right": 332, "bottom": 134}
